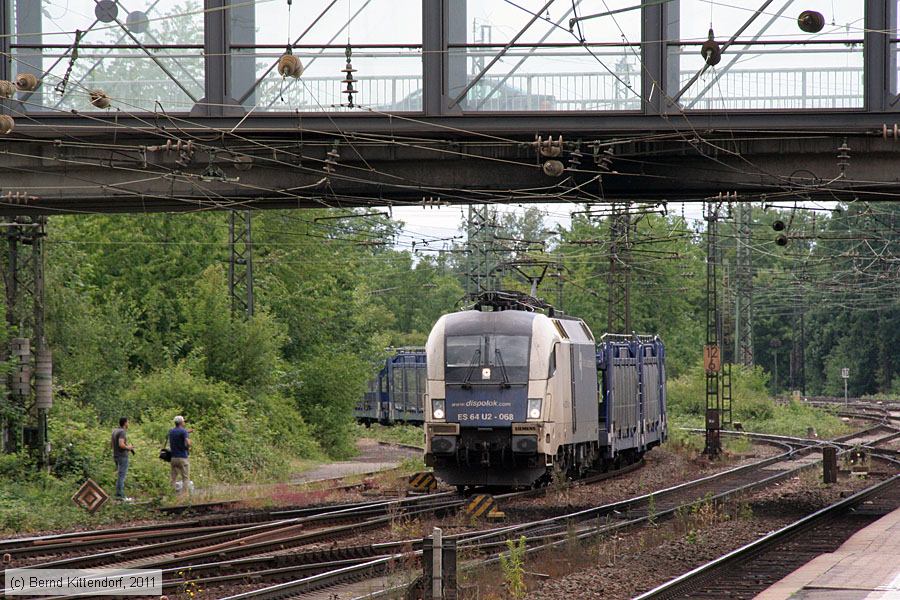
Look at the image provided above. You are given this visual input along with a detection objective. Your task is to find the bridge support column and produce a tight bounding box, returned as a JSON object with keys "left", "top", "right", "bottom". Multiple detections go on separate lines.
{"left": 865, "top": 0, "right": 891, "bottom": 112}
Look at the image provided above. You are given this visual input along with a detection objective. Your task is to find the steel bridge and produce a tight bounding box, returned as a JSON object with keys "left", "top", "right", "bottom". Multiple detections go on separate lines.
{"left": 1, "top": 1, "right": 900, "bottom": 213}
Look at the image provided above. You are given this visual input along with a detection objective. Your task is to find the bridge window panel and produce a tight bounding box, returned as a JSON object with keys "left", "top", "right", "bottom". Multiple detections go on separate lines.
{"left": 673, "top": 0, "right": 864, "bottom": 43}
{"left": 20, "top": 49, "right": 205, "bottom": 113}
{"left": 230, "top": 0, "right": 422, "bottom": 111}
{"left": 448, "top": 46, "right": 642, "bottom": 112}
{"left": 233, "top": 0, "right": 422, "bottom": 47}
{"left": 12, "top": 0, "right": 204, "bottom": 112}
{"left": 892, "top": 3, "right": 900, "bottom": 99}
{"left": 668, "top": 43, "right": 863, "bottom": 110}
{"left": 231, "top": 48, "right": 423, "bottom": 112}
{"left": 463, "top": 0, "right": 640, "bottom": 45}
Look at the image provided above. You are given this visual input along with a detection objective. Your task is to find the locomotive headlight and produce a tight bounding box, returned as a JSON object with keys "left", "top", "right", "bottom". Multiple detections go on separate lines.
{"left": 527, "top": 398, "right": 542, "bottom": 420}
{"left": 432, "top": 399, "right": 446, "bottom": 420}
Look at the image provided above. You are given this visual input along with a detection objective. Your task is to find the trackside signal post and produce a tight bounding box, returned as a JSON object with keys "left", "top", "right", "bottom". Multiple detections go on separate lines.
{"left": 1, "top": 217, "right": 52, "bottom": 467}
{"left": 704, "top": 202, "right": 723, "bottom": 457}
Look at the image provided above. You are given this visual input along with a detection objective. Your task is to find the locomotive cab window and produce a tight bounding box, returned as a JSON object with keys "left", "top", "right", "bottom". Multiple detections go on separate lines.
{"left": 548, "top": 343, "right": 558, "bottom": 378}
{"left": 445, "top": 334, "right": 530, "bottom": 383}
{"left": 487, "top": 335, "right": 529, "bottom": 367}
{"left": 446, "top": 335, "right": 483, "bottom": 367}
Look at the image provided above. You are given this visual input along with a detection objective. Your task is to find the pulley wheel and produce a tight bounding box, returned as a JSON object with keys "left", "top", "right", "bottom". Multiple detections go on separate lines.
{"left": 126, "top": 10, "right": 149, "bottom": 34}
{"left": 95, "top": 0, "right": 118, "bottom": 23}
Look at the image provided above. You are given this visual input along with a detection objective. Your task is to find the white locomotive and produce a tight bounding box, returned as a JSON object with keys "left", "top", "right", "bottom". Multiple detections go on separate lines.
{"left": 424, "top": 293, "right": 666, "bottom": 488}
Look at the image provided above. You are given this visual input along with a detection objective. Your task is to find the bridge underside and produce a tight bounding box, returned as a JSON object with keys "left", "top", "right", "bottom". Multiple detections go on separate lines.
{"left": 4, "top": 113, "right": 900, "bottom": 214}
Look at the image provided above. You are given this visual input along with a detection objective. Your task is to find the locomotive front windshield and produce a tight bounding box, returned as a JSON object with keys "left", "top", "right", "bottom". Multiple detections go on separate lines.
{"left": 445, "top": 334, "right": 530, "bottom": 383}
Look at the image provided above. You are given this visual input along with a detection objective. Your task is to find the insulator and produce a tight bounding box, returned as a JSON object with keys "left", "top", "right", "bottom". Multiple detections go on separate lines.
{"left": 701, "top": 40, "right": 721, "bottom": 66}
{"left": 775, "top": 234, "right": 789, "bottom": 246}
{"left": 542, "top": 160, "right": 565, "bottom": 177}
{"left": 701, "top": 29, "right": 722, "bottom": 66}
{"left": 0, "top": 115, "right": 14, "bottom": 135}
{"left": 0, "top": 81, "right": 15, "bottom": 99}
{"left": 341, "top": 63, "right": 357, "bottom": 74}
{"left": 34, "top": 349, "right": 52, "bottom": 409}
{"left": 535, "top": 134, "right": 563, "bottom": 157}
{"left": 89, "top": 89, "right": 111, "bottom": 109}
{"left": 797, "top": 10, "right": 825, "bottom": 33}
{"left": 15, "top": 73, "right": 38, "bottom": 92}
{"left": 10, "top": 338, "right": 30, "bottom": 357}
{"left": 277, "top": 53, "right": 303, "bottom": 79}
{"left": 3, "top": 191, "right": 37, "bottom": 204}
{"left": 569, "top": 148, "right": 583, "bottom": 169}
{"left": 772, "top": 219, "right": 785, "bottom": 231}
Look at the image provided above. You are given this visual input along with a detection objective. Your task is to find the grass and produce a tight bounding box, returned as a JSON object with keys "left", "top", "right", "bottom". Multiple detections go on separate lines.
{"left": 0, "top": 472, "right": 158, "bottom": 535}
{"left": 355, "top": 422, "right": 425, "bottom": 448}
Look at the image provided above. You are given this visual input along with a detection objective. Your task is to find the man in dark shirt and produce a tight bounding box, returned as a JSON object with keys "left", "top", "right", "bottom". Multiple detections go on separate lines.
{"left": 168, "top": 415, "right": 192, "bottom": 494}
{"left": 111, "top": 417, "right": 135, "bottom": 500}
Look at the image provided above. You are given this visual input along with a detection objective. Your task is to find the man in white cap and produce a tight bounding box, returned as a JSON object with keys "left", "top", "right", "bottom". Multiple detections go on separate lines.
{"left": 168, "top": 415, "right": 192, "bottom": 494}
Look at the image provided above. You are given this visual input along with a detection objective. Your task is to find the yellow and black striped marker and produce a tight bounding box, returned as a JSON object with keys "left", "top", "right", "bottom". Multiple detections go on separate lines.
{"left": 465, "top": 494, "right": 498, "bottom": 518}
{"left": 408, "top": 472, "right": 437, "bottom": 493}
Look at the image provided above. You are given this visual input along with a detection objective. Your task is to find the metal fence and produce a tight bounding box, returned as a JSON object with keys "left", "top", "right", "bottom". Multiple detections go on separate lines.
{"left": 27, "top": 66, "right": 866, "bottom": 112}
{"left": 250, "top": 65, "right": 863, "bottom": 112}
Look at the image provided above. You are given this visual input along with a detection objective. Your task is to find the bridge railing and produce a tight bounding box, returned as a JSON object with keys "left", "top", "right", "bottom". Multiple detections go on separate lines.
{"left": 26, "top": 66, "right": 865, "bottom": 113}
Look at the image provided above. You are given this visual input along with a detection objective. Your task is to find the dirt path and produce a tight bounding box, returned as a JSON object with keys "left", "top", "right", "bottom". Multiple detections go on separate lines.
{"left": 290, "top": 438, "right": 421, "bottom": 483}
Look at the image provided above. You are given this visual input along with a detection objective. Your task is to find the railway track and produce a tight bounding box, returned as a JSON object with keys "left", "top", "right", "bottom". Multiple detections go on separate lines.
{"left": 201, "top": 439, "right": 827, "bottom": 598}
{"left": 634, "top": 470, "right": 900, "bottom": 599}
{"left": 14, "top": 423, "right": 898, "bottom": 599}
{"left": 11, "top": 492, "right": 459, "bottom": 569}
{"left": 223, "top": 427, "right": 900, "bottom": 600}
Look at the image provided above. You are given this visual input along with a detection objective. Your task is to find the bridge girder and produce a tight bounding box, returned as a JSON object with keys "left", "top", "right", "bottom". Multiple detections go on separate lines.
{"left": 3, "top": 124, "right": 900, "bottom": 214}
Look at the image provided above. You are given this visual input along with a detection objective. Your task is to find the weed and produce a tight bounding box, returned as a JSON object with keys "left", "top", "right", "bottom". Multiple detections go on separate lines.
{"left": 177, "top": 568, "right": 203, "bottom": 599}
{"left": 737, "top": 501, "right": 754, "bottom": 520}
{"left": 685, "top": 529, "right": 699, "bottom": 544}
{"left": 499, "top": 536, "right": 527, "bottom": 599}
{"left": 647, "top": 493, "right": 657, "bottom": 526}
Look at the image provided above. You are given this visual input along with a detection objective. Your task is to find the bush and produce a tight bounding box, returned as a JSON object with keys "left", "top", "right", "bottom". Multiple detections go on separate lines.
{"left": 292, "top": 350, "right": 370, "bottom": 459}
{"left": 125, "top": 363, "right": 320, "bottom": 482}
{"left": 668, "top": 363, "right": 772, "bottom": 421}
{"left": 667, "top": 362, "right": 847, "bottom": 438}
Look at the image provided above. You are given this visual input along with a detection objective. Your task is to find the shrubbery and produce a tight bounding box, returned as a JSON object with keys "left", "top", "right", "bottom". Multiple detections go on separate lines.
{"left": 667, "top": 361, "right": 849, "bottom": 438}
{"left": 45, "top": 362, "right": 324, "bottom": 500}
{"left": 291, "top": 351, "right": 370, "bottom": 459}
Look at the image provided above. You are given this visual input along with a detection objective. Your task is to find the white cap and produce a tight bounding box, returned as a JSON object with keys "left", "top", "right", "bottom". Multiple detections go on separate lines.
{"left": 174, "top": 415, "right": 185, "bottom": 425}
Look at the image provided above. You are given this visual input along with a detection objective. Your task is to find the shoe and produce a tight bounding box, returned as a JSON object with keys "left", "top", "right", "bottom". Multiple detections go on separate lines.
{"left": 116, "top": 496, "right": 134, "bottom": 502}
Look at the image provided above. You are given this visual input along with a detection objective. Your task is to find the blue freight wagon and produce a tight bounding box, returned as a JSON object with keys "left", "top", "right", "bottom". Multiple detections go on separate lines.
{"left": 355, "top": 347, "right": 427, "bottom": 426}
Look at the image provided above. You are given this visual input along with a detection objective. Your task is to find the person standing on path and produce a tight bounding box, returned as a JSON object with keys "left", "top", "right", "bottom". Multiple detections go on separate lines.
{"left": 168, "top": 415, "right": 192, "bottom": 494}
{"left": 111, "top": 417, "right": 135, "bottom": 501}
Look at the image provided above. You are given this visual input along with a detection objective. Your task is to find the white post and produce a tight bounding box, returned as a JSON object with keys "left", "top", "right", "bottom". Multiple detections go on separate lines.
{"left": 841, "top": 367, "right": 850, "bottom": 406}
{"left": 432, "top": 526, "right": 443, "bottom": 600}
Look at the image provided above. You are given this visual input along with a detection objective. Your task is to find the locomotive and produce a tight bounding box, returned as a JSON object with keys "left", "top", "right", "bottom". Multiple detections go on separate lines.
{"left": 424, "top": 292, "right": 666, "bottom": 488}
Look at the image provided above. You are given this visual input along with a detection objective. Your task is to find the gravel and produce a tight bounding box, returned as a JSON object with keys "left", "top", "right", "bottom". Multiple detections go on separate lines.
{"left": 509, "top": 470, "right": 888, "bottom": 600}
